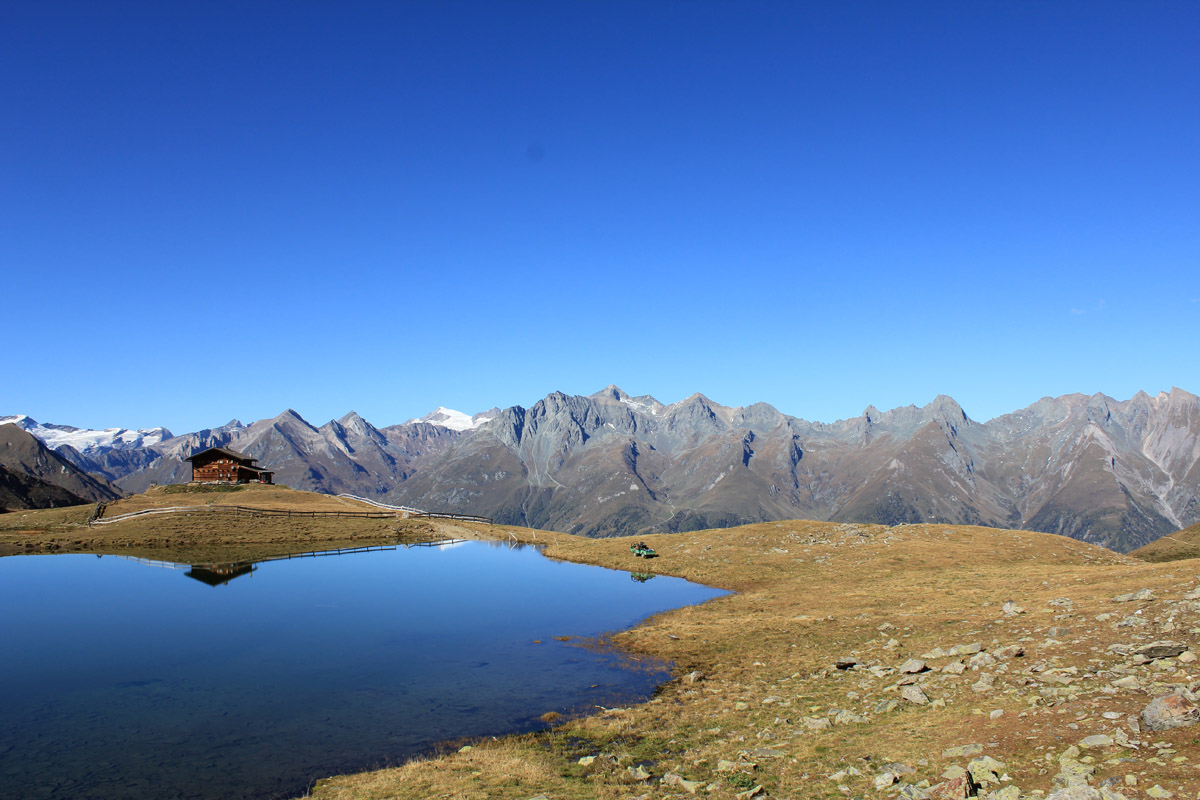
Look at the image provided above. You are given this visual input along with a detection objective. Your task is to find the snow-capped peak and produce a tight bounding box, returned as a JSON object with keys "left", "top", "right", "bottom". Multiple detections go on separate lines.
{"left": 409, "top": 407, "right": 491, "bottom": 432}
{"left": 0, "top": 414, "right": 173, "bottom": 454}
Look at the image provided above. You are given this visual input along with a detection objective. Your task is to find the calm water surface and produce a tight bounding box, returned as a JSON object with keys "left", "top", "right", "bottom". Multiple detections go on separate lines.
{"left": 0, "top": 541, "right": 726, "bottom": 800}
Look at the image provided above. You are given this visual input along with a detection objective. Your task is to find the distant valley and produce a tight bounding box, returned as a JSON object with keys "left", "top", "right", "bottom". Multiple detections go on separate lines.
{"left": 4, "top": 386, "right": 1198, "bottom": 552}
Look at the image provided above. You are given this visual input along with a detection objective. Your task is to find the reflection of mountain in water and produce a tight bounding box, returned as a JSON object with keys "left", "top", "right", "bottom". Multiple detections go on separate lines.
{"left": 120, "top": 539, "right": 471, "bottom": 588}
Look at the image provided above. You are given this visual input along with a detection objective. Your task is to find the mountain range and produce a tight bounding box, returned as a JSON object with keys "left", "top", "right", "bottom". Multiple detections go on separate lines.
{"left": 4, "top": 386, "right": 1198, "bottom": 552}
{"left": 0, "top": 424, "right": 123, "bottom": 510}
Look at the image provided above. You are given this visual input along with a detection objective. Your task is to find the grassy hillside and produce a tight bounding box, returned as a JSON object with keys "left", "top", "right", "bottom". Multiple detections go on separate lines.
{"left": 1132, "top": 520, "right": 1200, "bottom": 562}
{"left": 0, "top": 483, "right": 438, "bottom": 560}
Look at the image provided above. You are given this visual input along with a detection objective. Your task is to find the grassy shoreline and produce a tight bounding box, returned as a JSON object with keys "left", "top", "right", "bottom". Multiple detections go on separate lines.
{"left": 5, "top": 489, "right": 1200, "bottom": 799}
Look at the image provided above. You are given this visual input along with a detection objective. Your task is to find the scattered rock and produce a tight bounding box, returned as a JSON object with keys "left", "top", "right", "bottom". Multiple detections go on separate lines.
{"left": 901, "top": 685, "right": 929, "bottom": 705}
{"left": 1145, "top": 786, "right": 1174, "bottom": 799}
{"left": 929, "top": 773, "right": 978, "bottom": 800}
{"left": 874, "top": 698, "right": 900, "bottom": 714}
{"left": 1048, "top": 626, "right": 1072, "bottom": 638}
{"left": 1111, "top": 675, "right": 1140, "bottom": 690}
{"left": 875, "top": 772, "right": 899, "bottom": 789}
{"left": 1113, "top": 589, "right": 1154, "bottom": 603}
{"left": 1003, "top": 601, "right": 1025, "bottom": 615}
{"left": 941, "top": 744, "right": 984, "bottom": 759}
{"left": 1141, "top": 692, "right": 1200, "bottom": 730}
{"left": 1135, "top": 641, "right": 1187, "bottom": 660}
{"left": 971, "top": 673, "right": 996, "bottom": 693}
{"left": 995, "top": 645, "right": 1025, "bottom": 659}
{"left": 1079, "top": 734, "right": 1113, "bottom": 748}
{"left": 626, "top": 764, "right": 651, "bottom": 782}
{"left": 900, "top": 658, "right": 930, "bottom": 674}
{"left": 966, "top": 755, "right": 1005, "bottom": 785}
{"left": 942, "top": 661, "right": 967, "bottom": 675}
{"left": 683, "top": 670, "right": 705, "bottom": 683}
{"left": 578, "top": 755, "right": 596, "bottom": 766}
{"left": 969, "top": 652, "right": 997, "bottom": 670}
{"left": 835, "top": 657, "right": 860, "bottom": 670}
{"left": 662, "top": 772, "right": 704, "bottom": 794}
{"left": 734, "top": 786, "right": 763, "bottom": 800}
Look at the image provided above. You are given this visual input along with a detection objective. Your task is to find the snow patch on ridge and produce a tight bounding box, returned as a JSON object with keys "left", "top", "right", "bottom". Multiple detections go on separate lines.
{"left": 409, "top": 407, "right": 490, "bottom": 432}
{"left": 0, "top": 414, "right": 172, "bottom": 453}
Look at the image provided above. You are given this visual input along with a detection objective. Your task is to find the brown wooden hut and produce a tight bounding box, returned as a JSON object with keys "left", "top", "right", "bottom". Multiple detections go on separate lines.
{"left": 185, "top": 447, "right": 274, "bottom": 484}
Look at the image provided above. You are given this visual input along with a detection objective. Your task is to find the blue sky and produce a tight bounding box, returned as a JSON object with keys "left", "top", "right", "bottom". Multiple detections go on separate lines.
{"left": 3, "top": 1, "right": 1197, "bottom": 433}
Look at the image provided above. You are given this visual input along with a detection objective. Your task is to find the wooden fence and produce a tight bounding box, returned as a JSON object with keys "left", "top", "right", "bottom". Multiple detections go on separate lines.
{"left": 337, "top": 494, "right": 493, "bottom": 524}
{"left": 89, "top": 500, "right": 492, "bottom": 526}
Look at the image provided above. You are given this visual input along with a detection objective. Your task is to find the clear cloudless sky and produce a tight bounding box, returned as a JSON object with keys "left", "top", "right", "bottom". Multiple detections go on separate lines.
{"left": 3, "top": 1, "right": 1197, "bottom": 433}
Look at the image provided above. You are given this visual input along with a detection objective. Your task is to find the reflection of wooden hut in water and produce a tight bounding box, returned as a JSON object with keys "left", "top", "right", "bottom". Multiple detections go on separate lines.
{"left": 185, "top": 563, "right": 256, "bottom": 586}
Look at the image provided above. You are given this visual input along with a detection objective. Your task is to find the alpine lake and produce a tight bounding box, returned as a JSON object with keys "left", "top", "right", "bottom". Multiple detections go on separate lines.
{"left": 0, "top": 538, "right": 727, "bottom": 800}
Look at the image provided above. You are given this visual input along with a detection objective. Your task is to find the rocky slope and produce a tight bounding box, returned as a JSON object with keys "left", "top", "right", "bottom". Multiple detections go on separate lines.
{"left": 7, "top": 386, "right": 1199, "bottom": 551}
{"left": 387, "top": 387, "right": 1200, "bottom": 551}
{"left": 0, "top": 424, "right": 123, "bottom": 508}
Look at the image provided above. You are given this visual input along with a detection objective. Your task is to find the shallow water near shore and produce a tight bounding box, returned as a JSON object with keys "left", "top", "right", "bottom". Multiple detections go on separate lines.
{"left": 0, "top": 540, "right": 726, "bottom": 800}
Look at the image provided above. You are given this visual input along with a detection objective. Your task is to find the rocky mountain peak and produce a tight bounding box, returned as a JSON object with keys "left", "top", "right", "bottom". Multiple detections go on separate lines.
{"left": 592, "top": 384, "right": 631, "bottom": 402}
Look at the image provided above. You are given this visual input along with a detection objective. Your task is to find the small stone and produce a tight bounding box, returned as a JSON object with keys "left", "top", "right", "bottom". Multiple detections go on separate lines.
{"left": 1049, "top": 627, "right": 1072, "bottom": 638}
{"left": 942, "top": 661, "right": 967, "bottom": 675}
{"left": 835, "top": 657, "right": 860, "bottom": 670}
{"left": 941, "top": 744, "right": 984, "bottom": 758}
{"left": 1112, "top": 675, "right": 1140, "bottom": 690}
{"left": 1136, "top": 641, "right": 1187, "bottom": 660}
{"left": 876, "top": 772, "right": 899, "bottom": 789}
{"left": 1003, "top": 601, "right": 1025, "bottom": 615}
{"left": 834, "top": 709, "right": 868, "bottom": 725}
{"left": 1113, "top": 589, "right": 1154, "bottom": 602}
{"left": 951, "top": 642, "right": 984, "bottom": 656}
{"left": 990, "top": 787, "right": 1021, "bottom": 800}
{"left": 971, "top": 673, "right": 996, "bottom": 693}
{"left": 626, "top": 764, "right": 651, "bottom": 781}
{"left": 995, "top": 645, "right": 1025, "bottom": 659}
{"left": 578, "top": 755, "right": 596, "bottom": 766}
{"left": 901, "top": 658, "right": 930, "bottom": 673}
{"left": 1079, "top": 734, "right": 1113, "bottom": 749}
{"left": 969, "top": 652, "right": 998, "bottom": 670}
{"left": 901, "top": 685, "right": 929, "bottom": 705}
{"left": 990, "top": 709, "right": 1004, "bottom": 719}
{"left": 683, "top": 670, "right": 705, "bottom": 683}
{"left": 1178, "top": 651, "right": 1197, "bottom": 664}
{"left": 1145, "top": 786, "right": 1174, "bottom": 799}
{"left": 458, "top": 745, "right": 474, "bottom": 753}
{"left": 734, "top": 785, "right": 763, "bottom": 799}
{"left": 874, "top": 698, "right": 900, "bottom": 714}
{"left": 735, "top": 701, "right": 749, "bottom": 711}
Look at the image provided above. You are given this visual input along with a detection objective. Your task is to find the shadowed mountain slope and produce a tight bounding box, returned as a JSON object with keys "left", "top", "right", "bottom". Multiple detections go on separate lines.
{"left": 0, "top": 424, "right": 123, "bottom": 508}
